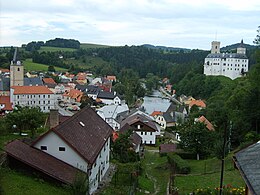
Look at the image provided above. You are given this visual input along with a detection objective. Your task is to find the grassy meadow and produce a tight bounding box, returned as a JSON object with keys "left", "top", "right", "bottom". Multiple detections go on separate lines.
{"left": 24, "top": 59, "right": 67, "bottom": 72}
{"left": 39, "top": 46, "right": 76, "bottom": 52}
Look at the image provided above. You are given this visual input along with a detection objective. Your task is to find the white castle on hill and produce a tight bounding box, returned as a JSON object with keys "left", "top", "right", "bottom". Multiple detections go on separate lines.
{"left": 203, "top": 40, "right": 248, "bottom": 80}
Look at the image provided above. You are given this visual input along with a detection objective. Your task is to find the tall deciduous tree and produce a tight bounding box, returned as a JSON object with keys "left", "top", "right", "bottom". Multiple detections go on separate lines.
{"left": 5, "top": 106, "right": 45, "bottom": 137}
{"left": 177, "top": 121, "right": 217, "bottom": 160}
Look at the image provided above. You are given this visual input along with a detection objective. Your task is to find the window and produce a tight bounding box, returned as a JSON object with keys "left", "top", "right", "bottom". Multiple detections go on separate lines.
{"left": 48, "top": 95, "right": 50, "bottom": 98}
{"left": 43, "top": 95, "right": 45, "bottom": 98}
{"left": 150, "top": 132, "right": 152, "bottom": 135}
{"left": 141, "top": 132, "right": 143, "bottom": 135}
{"left": 150, "top": 141, "right": 152, "bottom": 144}
{"left": 17, "top": 68, "right": 20, "bottom": 71}
{"left": 41, "top": 146, "right": 47, "bottom": 150}
{"left": 59, "top": 147, "right": 65, "bottom": 151}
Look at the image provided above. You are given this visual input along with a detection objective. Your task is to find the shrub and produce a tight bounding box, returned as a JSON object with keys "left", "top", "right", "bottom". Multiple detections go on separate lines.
{"left": 167, "top": 153, "right": 191, "bottom": 174}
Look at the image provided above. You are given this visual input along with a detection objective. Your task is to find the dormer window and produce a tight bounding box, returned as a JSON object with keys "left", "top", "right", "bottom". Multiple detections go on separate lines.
{"left": 59, "top": 147, "right": 65, "bottom": 151}
{"left": 41, "top": 146, "right": 47, "bottom": 150}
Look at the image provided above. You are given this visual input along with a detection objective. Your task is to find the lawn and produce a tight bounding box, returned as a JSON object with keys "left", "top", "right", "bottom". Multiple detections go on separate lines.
{"left": 0, "top": 167, "right": 69, "bottom": 195}
{"left": 24, "top": 59, "right": 67, "bottom": 72}
{"left": 139, "top": 151, "right": 244, "bottom": 195}
{"left": 174, "top": 154, "right": 244, "bottom": 194}
{"left": 39, "top": 46, "right": 76, "bottom": 52}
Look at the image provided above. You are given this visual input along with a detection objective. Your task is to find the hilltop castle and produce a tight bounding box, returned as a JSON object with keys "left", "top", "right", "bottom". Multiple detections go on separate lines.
{"left": 203, "top": 40, "right": 248, "bottom": 80}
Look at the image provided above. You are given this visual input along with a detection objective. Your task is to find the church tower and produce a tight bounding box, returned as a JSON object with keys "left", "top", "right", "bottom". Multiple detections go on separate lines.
{"left": 237, "top": 39, "right": 246, "bottom": 55}
{"left": 10, "top": 48, "right": 24, "bottom": 86}
{"left": 211, "top": 41, "right": 220, "bottom": 54}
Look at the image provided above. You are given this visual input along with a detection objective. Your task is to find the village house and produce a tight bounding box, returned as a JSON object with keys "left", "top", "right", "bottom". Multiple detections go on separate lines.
{"left": 97, "top": 91, "right": 121, "bottom": 105}
{"left": 97, "top": 104, "right": 129, "bottom": 130}
{"left": 62, "top": 88, "right": 83, "bottom": 104}
{"left": 195, "top": 116, "right": 215, "bottom": 131}
{"left": 189, "top": 99, "right": 206, "bottom": 110}
{"left": 179, "top": 94, "right": 195, "bottom": 105}
{"left": 154, "top": 104, "right": 187, "bottom": 130}
{"left": 120, "top": 111, "right": 161, "bottom": 145}
{"left": 5, "top": 107, "right": 113, "bottom": 194}
{"left": 10, "top": 86, "right": 55, "bottom": 112}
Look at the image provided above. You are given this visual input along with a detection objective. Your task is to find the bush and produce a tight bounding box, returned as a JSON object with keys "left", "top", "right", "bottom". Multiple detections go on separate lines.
{"left": 175, "top": 150, "right": 197, "bottom": 159}
{"left": 167, "top": 153, "right": 191, "bottom": 174}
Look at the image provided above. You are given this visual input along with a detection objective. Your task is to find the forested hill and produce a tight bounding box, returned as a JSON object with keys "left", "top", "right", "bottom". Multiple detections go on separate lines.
{"left": 221, "top": 42, "right": 256, "bottom": 51}
{"left": 93, "top": 46, "right": 208, "bottom": 79}
{"left": 141, "top": 44, "right": 191, "bottom": 52}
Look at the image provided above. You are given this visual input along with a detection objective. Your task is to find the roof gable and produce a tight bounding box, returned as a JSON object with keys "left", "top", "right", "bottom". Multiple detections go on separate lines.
{"left": 39, "top": 107, "right": 113, "bottom": 164}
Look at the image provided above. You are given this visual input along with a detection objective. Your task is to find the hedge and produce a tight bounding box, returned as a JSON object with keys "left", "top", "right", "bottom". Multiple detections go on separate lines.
{"left": 167, "top": 153, "right": 191, "bottom": 174}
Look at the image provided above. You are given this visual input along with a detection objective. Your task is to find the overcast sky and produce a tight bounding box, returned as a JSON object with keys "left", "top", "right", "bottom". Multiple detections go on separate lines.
{"left": 0, "top": 0, "right": 259, "bottom": 49}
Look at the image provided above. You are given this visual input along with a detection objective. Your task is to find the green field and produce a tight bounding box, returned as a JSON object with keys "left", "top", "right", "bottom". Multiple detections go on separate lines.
{"left": 80, "top": 43, "right": 111, "bottom": 49}
{"left": 0, "top": 168, "right": 69, "bottom": 195}
{"left": 39, "top": 46, "right": 76, "bottom": 52}
{"left": 24, "top": 59, "right": 67, "bottom": 72}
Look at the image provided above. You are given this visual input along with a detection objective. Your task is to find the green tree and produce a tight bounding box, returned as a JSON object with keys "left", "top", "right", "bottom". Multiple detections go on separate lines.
{"left": 177, "top": 121, "right": 217, "bottom": 160}
{"left": 253, "top": 25, "right": 260, "bottom": 46}
{"left": 5, "top": 106, "right": 45, "bottom": 137}
{"left": 80, "top": 95, "right": 95, "bottom": 109}
{"left": 112, "top": 130, "right": 139, "bottom": 163}
{"left": 48, "top": 65, "right": 56, "bottom": 72}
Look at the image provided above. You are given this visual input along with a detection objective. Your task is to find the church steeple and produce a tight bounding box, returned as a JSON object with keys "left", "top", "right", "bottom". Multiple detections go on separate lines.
{"left": 10, "top": 48, "right": 24, "bottom": 86}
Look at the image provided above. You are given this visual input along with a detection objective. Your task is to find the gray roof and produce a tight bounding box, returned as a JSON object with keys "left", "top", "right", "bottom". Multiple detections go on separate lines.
{"left": 75, "top": 84, "right": 88, "bottom": 92}
{"left": 97, "top": 91, "right": 116, "bottom": 99}
{"left": 163, "top": 112, "right": 176, "bottom": 123}
{"left": 24, "top": 77, "right": 43, "bottom": 86}
{"left": 86, "top": 85, "right": 101, "bottom": 95}
{"left": 166, "top": 103, "right": 186, "bottom": 113}
{"left": 206, "top": 53, "right": 248, "bottom": 59}
{"left": 234, "top": 141, "right": 260, "bottom": 195}
{"left": 0, "top": 76, "right": 10, "bottom": 91}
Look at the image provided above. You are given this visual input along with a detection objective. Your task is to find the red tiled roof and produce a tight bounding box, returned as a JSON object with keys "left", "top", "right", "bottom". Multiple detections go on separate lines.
{"left": 150, "top": 111, "right": 163, "bottom": 117}
{"left": 5, "top": 140, "right": 80, "bottom": 184}
{"left": 198, "top": 116, "right": 215, "bottom": 131}
{"left": 42, "top": 78, "right": 57, "bottom": 84}
{"left": 159, "top": 144, "right": 177, "bottom": 154}
{"left": 189, "top": 99, "right": 206, "bottom": 108}
{"left": 0, "top": 96, "right": 13, "bottom": 111}
{"left": 106, "top": 76, "right": 116, "bottom": 81}
{"left": 12, "top": 86, "right": 54, "bottom": 95}
{"left": 34, "top": 107, "right": 113, "bottom": 164}
{"left": 63, "top": 89, "right": 83, "bottom": 102}
{"left": 0, "top": 68, "right": 10, "bottom": 72}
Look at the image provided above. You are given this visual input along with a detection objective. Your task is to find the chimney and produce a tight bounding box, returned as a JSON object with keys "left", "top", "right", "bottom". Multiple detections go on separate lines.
{"left": 49, "top": 109, "right": 59, "bottom": 128}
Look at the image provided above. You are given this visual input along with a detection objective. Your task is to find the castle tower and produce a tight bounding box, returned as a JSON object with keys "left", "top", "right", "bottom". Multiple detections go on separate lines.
{"left": 237, "top": 39, "right": 246, "bottom": 55}
{"left": 10, "top": 48, "right": 24, "bottom": 86}
{"left": 211, "top": 41, "right": 220, "bottom": 54}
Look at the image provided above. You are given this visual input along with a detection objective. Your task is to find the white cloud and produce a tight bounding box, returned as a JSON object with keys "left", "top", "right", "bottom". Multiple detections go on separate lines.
{"left": 0, "top": 0, "right": 259, "bottom": 48}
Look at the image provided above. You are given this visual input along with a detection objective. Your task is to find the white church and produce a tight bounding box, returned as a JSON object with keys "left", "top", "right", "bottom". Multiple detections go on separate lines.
{"left": 203, "top": 40, "right": 249, "bottom": 80}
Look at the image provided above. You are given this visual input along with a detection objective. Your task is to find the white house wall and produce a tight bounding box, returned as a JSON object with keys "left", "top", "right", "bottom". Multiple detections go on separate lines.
{"left": 136, "top": 131, "right": 156, "bottom": 145}
{"left": 89, "top": 137, "right": 110, "bottom": 194}
{"left": 204, "top": 57, "right": 248, "bottom": 80}
{"left": 10, "top": 89, "right": 55, "bottom": 112}
{"left": 34, "top": 131, "right": 88, "bottom": 172}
